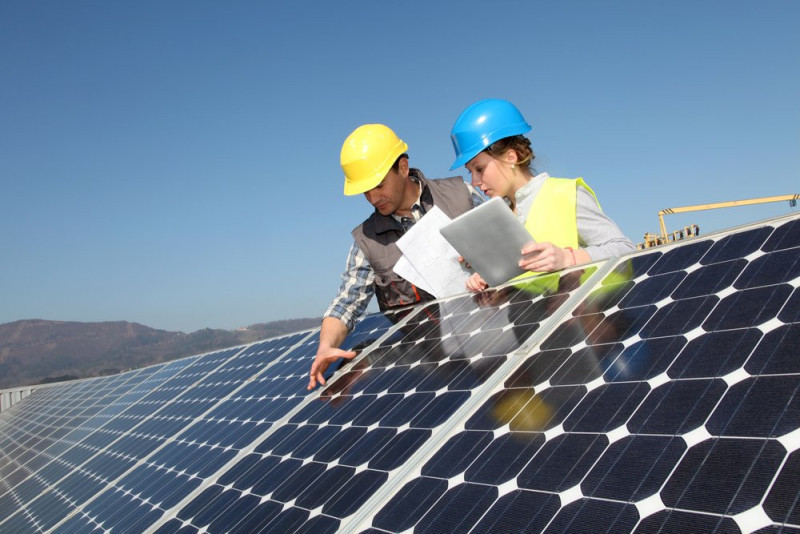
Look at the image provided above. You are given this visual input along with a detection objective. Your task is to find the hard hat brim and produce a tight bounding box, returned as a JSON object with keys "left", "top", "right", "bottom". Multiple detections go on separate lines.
{"left": 343, "top": 174, "right": 383, "bottom": 196}
{"left": 342, "top": 139, "right": 408, "bottom": 196}
{"left": 449, "top": 122, "right": 531, "bottom": 170}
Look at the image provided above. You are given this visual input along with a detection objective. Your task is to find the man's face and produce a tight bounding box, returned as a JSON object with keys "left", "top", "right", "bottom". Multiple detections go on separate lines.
{"left": 363, "top": 161, "right": 407, "bottom": 216}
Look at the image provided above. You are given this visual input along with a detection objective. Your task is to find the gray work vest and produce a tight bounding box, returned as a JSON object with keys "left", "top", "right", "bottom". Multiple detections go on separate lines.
{"left": 352, "top": 169, "right": 473, "bottom": 311}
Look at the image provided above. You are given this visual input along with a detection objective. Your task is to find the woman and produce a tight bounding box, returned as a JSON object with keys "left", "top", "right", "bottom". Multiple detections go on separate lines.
{"left": 449, "top": 98, "right": 635, "bottom": 292}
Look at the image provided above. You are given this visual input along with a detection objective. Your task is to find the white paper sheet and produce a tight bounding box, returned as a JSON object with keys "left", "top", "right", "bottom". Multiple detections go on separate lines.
{"left": 393, "top": 206, "right": 472, "bottom": 298}
{"left": 393, "top": 254, "right": 436, "bottom": 296}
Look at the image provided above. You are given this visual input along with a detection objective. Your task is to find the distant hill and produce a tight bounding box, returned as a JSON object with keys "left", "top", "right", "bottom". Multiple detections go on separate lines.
{"left": 0, "top": 318, "right": 321, "bottom": 389}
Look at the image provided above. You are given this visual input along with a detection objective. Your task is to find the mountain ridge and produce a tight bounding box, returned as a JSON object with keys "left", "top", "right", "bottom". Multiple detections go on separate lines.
{"left": 0, "top": 317, "right": 320, "bottom": 389}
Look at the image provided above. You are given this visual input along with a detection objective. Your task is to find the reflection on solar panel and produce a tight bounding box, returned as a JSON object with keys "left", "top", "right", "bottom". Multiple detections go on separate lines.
{"left": 1, "top": 213, "right": 798, "bottom": 533}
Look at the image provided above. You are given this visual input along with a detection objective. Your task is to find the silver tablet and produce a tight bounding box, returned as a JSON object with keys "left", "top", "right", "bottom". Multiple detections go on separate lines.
{"left": 439, "top": 196, "right": 535, "bottom": 286}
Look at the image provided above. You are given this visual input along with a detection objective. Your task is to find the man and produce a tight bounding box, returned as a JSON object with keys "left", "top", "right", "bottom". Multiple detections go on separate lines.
{"left": 307, "top": 124, "right": 481, "bottom": 390}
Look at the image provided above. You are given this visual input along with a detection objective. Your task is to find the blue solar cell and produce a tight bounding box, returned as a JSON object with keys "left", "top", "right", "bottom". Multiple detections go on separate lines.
{"left": 176, "top": 484, "right": 220, "bottom": 521}
{"left": 672, "top": 258, "right": 746, "bottom": 298}
{"left": 372, "top": 477, "right": 448, "bottom": 531}
{"left": 763, "top": 450, "right": 800, "bottom": 525}
{"left": 448, "top": 355, "right": 508, "bottom": 390}
{"left": 648, "top": 239, "right": 714, "bottom": 275}
{"left": 627, "top": 379, "right": 727, "bottom": 434}
{"left": 564, "top": 382, "right": 651, "bottom": 432}
{"left": 606, "top": 336, "right": 687, "bottom": 381}
{"left": 546, "top": 499, "right": 640, "bottom": 533}
{"left": 707, "top": 376, "right": 800, "bottom": 437}
{"left": 205, "top": 492, "right": 261, "bottom": 533}
{"left": 702, "top": 226, "right": 773, "bottom": 264}
{"left": 415, "top": 482, "right": 498, "bottom": 532}
{"left": 294, "top": 464, "right": 356, "bottom": 510}
{"left": 473, "top": 490, "right": 562, "bottom": 533}
{"left": 155, "top": 474, "right": 202, "bottom": 509}
{"left": 58, "top": 513, "right": 106, "bottom": 534}
{"left": 253, "top": 457, "right": 304, "bottom": 496}
{"left": 369, "top": 428, "right": 433, "bottom": 471}
{"left": 2, "top": 513, "right": 40, "bottom": 533}
{"left": 662, "top": 438, "right": 786, "bottom": 514}
{"left": 640, "top": 295, "right": 718, "bottom": 337}
{"left": 620, "top": 270, "right": 687, "bottom": 307}
{"left": 763, "top": 218, "right": 800, "bottom": 252}
{"left": 670, "top": 328, "right": 761, "bottom": 378}
{"left": 156, "top": 519, "right": 199, "bottom": 533}
{"left": 737, "top": 248, "right": 800, "bottom": 288}
{"left": 322, "top": 469, "right": 388, "bottom": 518}
{"left": 636, "top": 510, "right": 739, "bottom": 532}
{"left": 226, "top": 500, "right": 284, "bottom": 533}
{"left": 421, "top": 429, "right": 494, "bottom": 478}
{"left": 121, "top": 506, "right": 165, "bottom": 533}
{"left": 337, "top": 427, "right": 397, "bottom": 466}
{"left": 581, "top": 435, "right": 685, "bottom": 500}
{"left": 551, "top": 343, "right": 624, "bottom": 384}
{"left": 232, "top": 455, "right": 281, "bottom": 491}
{"left": 315, "top": 427, "right": 368, "bottom": 463}
{"left": 29, "top": 492, "right": 71, "bottom": 530}
{"left": 466, "top": 432, "right": 545, "bottom": 485}
{"left": 518, "top": 433, "right": 609, "bottom": 492}
{"left": 191, "top": 487, "right": 241, "bottom": 528}
{"left": 291, "top": 513, "right": 341, "bottom": 534}
{"left": 257, "top": 506, "right": 311, "bottom": 533}
{"left": 747, "top": 323, "right": 800, "bottom": 374}
{"left": 779, "top": 288, "right": 800, "bottom": 322}
{"left": 709, "top": 285, "right": 793, "bottom": 331}
{"left": 272, "top": 461, "right": 329, "bottom": 502}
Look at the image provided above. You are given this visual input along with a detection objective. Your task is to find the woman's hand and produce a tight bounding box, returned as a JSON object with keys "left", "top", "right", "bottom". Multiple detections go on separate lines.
{"left": 466, "top": 272, "right": 488, "bottom": 292}
{"left": 519, "top": 241, "right": 573, "bottom": 273}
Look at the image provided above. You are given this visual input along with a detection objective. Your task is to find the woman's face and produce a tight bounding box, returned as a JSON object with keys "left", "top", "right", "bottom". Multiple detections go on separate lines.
{"left": 465, "top": 150, "right": 516, "bottom": 199}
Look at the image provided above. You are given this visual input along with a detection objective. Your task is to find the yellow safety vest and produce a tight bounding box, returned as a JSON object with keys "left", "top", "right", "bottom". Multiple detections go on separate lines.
{"left": 509, "top": 177, "right": 632, "bottom": 299}
{"left": 524, "top": 177, "right": 598, "bottom": 247}
{"left": 509, "top": 177, "right": 598, "bottom": 282}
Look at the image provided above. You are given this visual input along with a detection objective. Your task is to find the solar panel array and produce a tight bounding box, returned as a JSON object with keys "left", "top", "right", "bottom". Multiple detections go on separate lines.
{"left": 1, "top": 213, "right": 798, "bottom": 533}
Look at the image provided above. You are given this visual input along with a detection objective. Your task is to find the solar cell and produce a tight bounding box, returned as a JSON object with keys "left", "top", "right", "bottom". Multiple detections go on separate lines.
{"left": 0, "top": 212, "right": 798, "bottom": 534}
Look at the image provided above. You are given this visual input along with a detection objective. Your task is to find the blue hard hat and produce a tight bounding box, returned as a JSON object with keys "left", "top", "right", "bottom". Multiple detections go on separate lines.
{"left": 449, "top": 99, "right": 532, "bottom": 170}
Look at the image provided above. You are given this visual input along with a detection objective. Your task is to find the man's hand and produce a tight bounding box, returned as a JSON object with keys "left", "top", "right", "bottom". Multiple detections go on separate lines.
{"left": 307, "top": 346, "right": 357, "bottom": 390}
{"left": 308, "top": 317, "right": 353, "bottom": 391}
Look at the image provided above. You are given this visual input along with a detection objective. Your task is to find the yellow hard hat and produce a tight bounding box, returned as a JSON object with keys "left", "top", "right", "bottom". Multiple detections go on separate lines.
{"left": 340, "top": 124, "right": 408, "bottom": 196}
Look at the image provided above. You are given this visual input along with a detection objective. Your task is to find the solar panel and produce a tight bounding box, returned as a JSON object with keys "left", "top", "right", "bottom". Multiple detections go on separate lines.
{"left": 0, "top": 213, "right": 798, "bottom": 534}
{"left": 146, "top": 266, "right": 601, "bottom": 534}
{"left": 356, "top": 215, "right": 800, "bottom": 533}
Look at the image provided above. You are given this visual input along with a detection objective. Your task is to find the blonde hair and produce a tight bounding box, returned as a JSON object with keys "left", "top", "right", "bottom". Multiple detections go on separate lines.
{"left": 486, "top": 135, "right": 535, "bottom": 173}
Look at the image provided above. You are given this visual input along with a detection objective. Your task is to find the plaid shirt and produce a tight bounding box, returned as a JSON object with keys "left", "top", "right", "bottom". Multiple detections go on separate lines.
{"left": 325, "top": 181, "right": 484, "bottom": 331}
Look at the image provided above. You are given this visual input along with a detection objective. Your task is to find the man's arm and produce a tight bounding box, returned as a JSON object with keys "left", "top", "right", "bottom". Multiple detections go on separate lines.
{"left": 307, "top": 242, "right": 374, "bottom": 390}
{"left": 307, "top": 316, "right": 357, "bottom": 390}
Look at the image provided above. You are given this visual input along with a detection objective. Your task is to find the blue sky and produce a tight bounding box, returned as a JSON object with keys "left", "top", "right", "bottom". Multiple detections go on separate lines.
{"left": 1, "top": 0, "right": 798, "bottom": 332}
